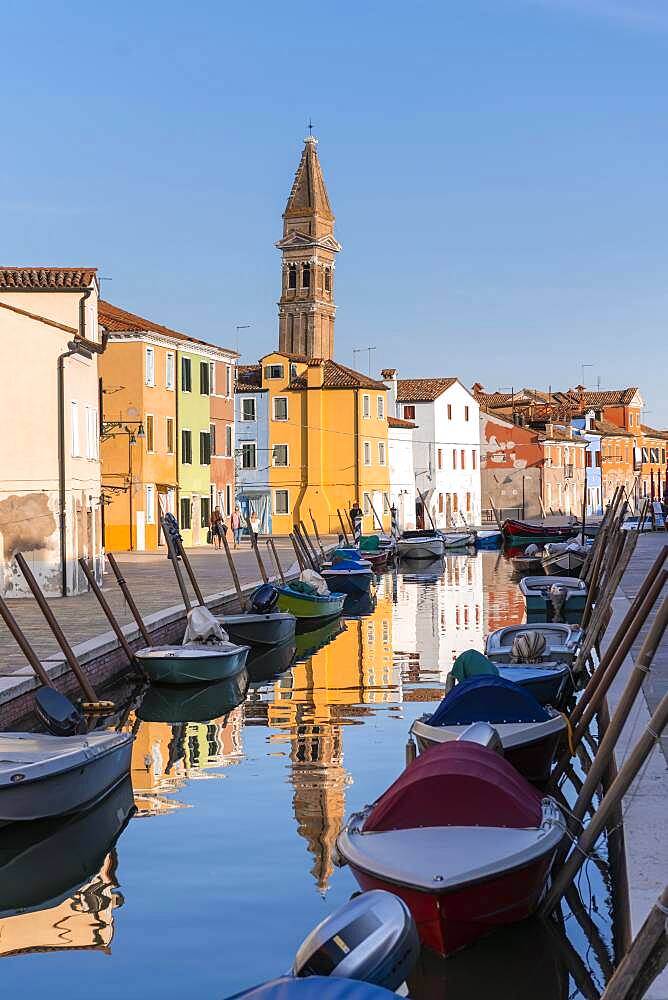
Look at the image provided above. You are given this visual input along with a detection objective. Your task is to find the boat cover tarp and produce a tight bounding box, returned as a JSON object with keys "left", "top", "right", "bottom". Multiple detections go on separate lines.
{"left": 182, "top": 606, "right": 229, "bottom": 645}
{"left": 228, "top": 977, "right": 396, "bottom": 999}
{"left": 332, "top": 548, "right": 364, "bottom": 563}
{"left": 429, "top": 676, "right": 550, "bottom": 727}
{"left": 401, "top": 529, "right": 440, "bottom": 539}
{"left": 289, "top": 580, "right": 318, "bottom": 596}
{"left": 359, "top": 535, "right": 380, "bottom": 552}
{"left": 450, "top": 649, "right": 498, "bottom": 681}
{"left": 363, "top": 742, "right": 542, "bottom": 833}
{"left": 299, "top": 570, "right": 329, "bottom": 596}
{"left": 327, "top": 559, "right": 369, "bottom": 573}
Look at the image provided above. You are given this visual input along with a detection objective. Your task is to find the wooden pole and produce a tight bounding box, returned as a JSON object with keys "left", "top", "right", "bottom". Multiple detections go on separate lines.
{"left": 345, "top": 507, "right": 355, "bottom": 534}
{"left": 600, "top": 884, "right": 668, "bottom": 1000}
{"left": 266, "top": 537, "right": 286, "bottom": 585}
{"left": 541, "top": 689, "right": 668, "bottom": 914}
{"left": 299, "top": 520, "right": 321, "bottom": 567}
{"left": 176, "top": 543, "right": 205, "bottom": 606}
{"left": 488, "top": 495, "right": 503, "bottom": 530}
{"left": 78, "top": 558, "right": 136, "bottom": 665}
{"left": 417, "top": 487, "right": 437, "bottom": 530}
{"left": 290, "top": 532, "right": 306, "bottom": 570}
{"left": 106, "top": 553, "right": 153, "bottom": 646}
{"left": 161, "top": 518, "right": 195, "bottom": 609}
{"left": 245, "top": 514, "right": 269, "bottom": 583}
{"left": 538, "top": 494, "right": 547, "bottom": 520}
{"left": 294, "top": 524, "right": 318, "bottom": 570}
{"left": 309, "top": 509, "right": 327, "bottom": 560}
{"left": 366, "top": 494, "right": 384, "bottom": 533}
{"left": 220, "top": 529, "right": 247, "bottom": 610}
{"left": 0, "top": 593, "right": 55, "bottom": 688}
{"left": 14, "top": 552, "right": 98, "bottom": 703}
{"left": 336, "top": 509, "right": 351, "bottom": 545}
{"left": 565, "top": 595, "right": 668, "bottom": 833}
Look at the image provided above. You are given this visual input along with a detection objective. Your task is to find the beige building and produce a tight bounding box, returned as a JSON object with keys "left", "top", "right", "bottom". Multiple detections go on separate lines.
{"left": 0, "top": 267, "right": 104, "bottom": 596}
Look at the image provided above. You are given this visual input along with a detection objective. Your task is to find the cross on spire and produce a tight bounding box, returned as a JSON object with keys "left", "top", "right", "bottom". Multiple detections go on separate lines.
{"left": 308, "top": 118, "right": 314, "bottom": 136}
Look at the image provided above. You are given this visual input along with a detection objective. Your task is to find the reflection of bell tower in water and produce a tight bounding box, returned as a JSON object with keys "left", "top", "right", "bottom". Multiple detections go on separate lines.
{"left": 276, "top": 135, "right": 341, "bottom": 360}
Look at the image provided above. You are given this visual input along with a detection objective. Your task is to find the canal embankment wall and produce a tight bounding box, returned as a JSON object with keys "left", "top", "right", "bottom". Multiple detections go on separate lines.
{"left": 601, "top": 532, "right": 667, "bottom": 1000}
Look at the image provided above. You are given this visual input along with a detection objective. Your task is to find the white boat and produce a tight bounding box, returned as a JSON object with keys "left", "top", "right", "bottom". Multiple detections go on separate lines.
{"left": 397, "top": 531, "right": 445, "bottom": 560}
{"left": 485, "top": 624, "right": 581, "bottom": 665}
{"left": 440, "top": 531, "right": 476, "bottom": 548}
{"left": 0, "top": 731, "right": 134, "bottom": 825}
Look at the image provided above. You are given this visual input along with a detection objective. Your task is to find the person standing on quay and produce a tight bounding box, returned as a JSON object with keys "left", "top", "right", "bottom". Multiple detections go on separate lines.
{"left": 231, "top": 506, "right": 242, "bottom": 548}
{"left": 210, "top": 507, "right": 225, "bottom": 549}
{"left": 250, "top": 510, "right": 260, "bottom": 541}
{"left": 349, "top": 499, "right": 363, "bottom": 543}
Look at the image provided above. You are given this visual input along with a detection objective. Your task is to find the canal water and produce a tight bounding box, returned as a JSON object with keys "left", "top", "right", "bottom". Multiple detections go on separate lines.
{"left": 1, "top": 552, "right": 616, "bottom": 998}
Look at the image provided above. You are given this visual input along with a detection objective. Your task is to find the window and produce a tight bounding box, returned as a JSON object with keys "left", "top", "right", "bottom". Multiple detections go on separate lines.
{"left": 650, "top": 447, "right": 659, "bottom": 464}
{"left": 146, "top": 484, "right": 155, "bottom": 524}
{"left": 363, "top": 493, "right": 372, "bottom": 515}
{"left": 166, "top": 417, "right": 174, "bottom": 454}
{"left": 288, "top": 264, "right": 297, "bottom": 290}
{"left": 241, "top": 397, "right": 256, "bottom": 421}
{"left": 377, "top": 395, "right": 385, "bottom": 419}
{"left": 461, "top": 449, "right": 466, "bottom": 469}
{"left": 401, "top": 405, "right": 415, "bottom": 422}
{"left": 146, "top": 414, "right": 155, "bottom": 452}
{"left": 464, "top": 405, "right": 470, "bottom": 421}
{"left": 273, "top": 444, "right": 289, "bottom": 466}
{"left": 378, "top": 441, "right": 386, "bottom": 466}
{"left": 85, "top": 405, "right": 98, "bottom": 460}
{"left": 200, "top": 496, "right": 211, "bottom": 528}
{"left": 641, "top": 447, "right": 649, "bottom": 463}
{"left": 274, "top": 489, "right": 289, "bottom": 515}
{"left": 363, "top": 441, "right": 371, "bottom": 465}
{"left": 438, "top": 493, "right": 444, "bottom": 513}
{"left": 453, "top": 494, "right": 459, "bottom": 512}
{"left": 226, "top": 484, "right": 231, "bottom": 517}
{"left": 663, "top": 448, "right": 666, "bottom": 464}
{"left": 452, "top": 449, "right": 457, "bottom": 470}
{"left": 324, "top": 268, "right": 331, "bottom": 292}
{"left": 596, "top": 452, "right": 602, "bottom": 468}
{"left": 71, "top": 401, "right": 80, "bottom": 456}
{"left": 273, "top": 396, "right": 288, "bottom": 421}
{"left": 225, "top": 424, "right": 232, "bottom": 457}
{"left": 586, "top": 450, "right": 592, "bottom": 468}
{"left": 200, "top": 361, "right": 211, "bottom": 395}
{"left": 466, "top": 492, "right": 471, "bottom": 511}
{"left": 210, "top": 423, "right": 216, "bottom": 456}
{"left": 180, "top": 497, "right": 192, "bottom": 530}
{"left": 447, "top": 404, "right": 452, "bottom": 420}
{"left": 181, "top": 357, "right": 192, "bottom": 392}
{"left": 181, "top": 429, "right": 192, "bottom": 464}
{"left": 200, "top": 431, "right": 211, "bottom": 465}
{"left": 472, "top": 450, "right": 477, "bottom": 470}
{"left": 363, "top": 394, "right": 370, "bottom": 419}
{"left": 241, "top": 442, "right": 257, "bottom": 469}
{"left": 264, "top": 364, "right": 284, "bottom": 380}
{"left": 166, "top": 352, "right": 175, "bottom": 390}
{"left": 226, "top": 365, "right": 232, "bottom": 397}
{"left": 302, "top": 263, "right": 310, "bottom": 289}
{"left": 145, "top": 347, "right": 155, "bottom": 387}
{"left": 438, "top": 448, "right": 443, "bottom": 470}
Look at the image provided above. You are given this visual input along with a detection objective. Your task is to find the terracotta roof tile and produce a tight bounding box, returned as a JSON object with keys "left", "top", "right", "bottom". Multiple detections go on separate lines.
{"left": 591, "top": 418, "right": 635, "bottom": 439}
{"left": 0, "top": 267, "right": 97, "bottom": 289}
{"left": 641, "top": 424, "right": 668, "bottom": 441}
{"left": 388, "top": 415, "right": 416, "bottom": 429}
{"left": 322, "top": 361, "right": 387, "bottom": 389}
{"left": 582, "top": 388, "right": 639, "bottom": 407}
{"left": 98, "top": 299, "right": 238, "bottom": 356}
{"left": 396, "top": 378, "right": 457, "bottom": 402}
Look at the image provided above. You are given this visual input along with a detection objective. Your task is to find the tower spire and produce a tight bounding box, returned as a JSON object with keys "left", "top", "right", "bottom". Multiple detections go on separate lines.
{"left": 276, "top": 136, "right": 341, "bottom": 360}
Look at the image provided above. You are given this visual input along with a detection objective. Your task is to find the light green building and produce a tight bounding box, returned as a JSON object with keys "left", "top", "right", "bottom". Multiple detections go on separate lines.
{"left": 177, "top": 348, "right": 215, "bottom": 546}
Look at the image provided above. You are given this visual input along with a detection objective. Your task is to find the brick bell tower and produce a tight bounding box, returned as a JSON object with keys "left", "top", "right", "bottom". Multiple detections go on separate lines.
{"left": 276, "top": 134, "right": 341, "bottom": 360}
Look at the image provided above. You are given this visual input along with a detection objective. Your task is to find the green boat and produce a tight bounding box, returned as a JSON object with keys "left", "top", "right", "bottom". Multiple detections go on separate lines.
{"left": 275, "top": 584, "right": 346, "bottom": 625}
{"left": 134, "top": 642, "right": 250, "bottom": 685}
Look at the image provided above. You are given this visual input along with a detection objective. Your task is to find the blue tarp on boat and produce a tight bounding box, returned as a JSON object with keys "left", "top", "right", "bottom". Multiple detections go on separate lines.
{"left": 227, "top": 976, "right": 397, "bottom": 999}
{"left": 333, "top": 548, "right": 364, "bottom": 563}
{"left": 327, "top": 558, "right": 371, "bottom": 573}
{"left": 429, "top": 675, "right": 550, "bottom": 727}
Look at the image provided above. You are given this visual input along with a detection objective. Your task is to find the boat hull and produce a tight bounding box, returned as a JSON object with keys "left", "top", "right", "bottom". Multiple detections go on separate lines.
{"left": 134, "top": 643, "right": 250, "bottom": 685}
{"left": 502, "top": 519, "right": 578, "bottom": 546}
{"left": 275, "top": 586, "right": 346, "bottom": 623}
{"left": 0, "top": 736, "right": 133, "bottom": 825}
{"left": 221, "top": 611, "right": 296, "bottom": 648}
{"left": 543, "top": 552, "right": 585, "bottom": 577}
{"left": 321, "top": 570, "right": 373, "bottom": 595}
{"left": 348, "top": 850, "right": 555, "bottom": 956}
{"left": 397, "top": 538, "right": 445, "bottom": 560}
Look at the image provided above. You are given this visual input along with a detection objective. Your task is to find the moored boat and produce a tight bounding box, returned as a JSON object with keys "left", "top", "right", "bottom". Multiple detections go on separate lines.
{"left": 496, "top": 663, "right": 571, "bottom": 708}
{"left": 440, "top": 531, "right": 476, "bottom": 549}
{"left": 134, "top": 641, "right": 250, "bottom": 685}
{"left": 0, "top": 730, "right": 134, "bottom": 825}
{"left": 502, "top": 519, "right": 578, "bottom": 546}
{"left": 397, "top": 530, "right": 445, "bottom": 560}
{"left": 321, "top": 560, "right": 374, "bottom": 596}
{"left": 485, "top": 623, "right": 581, "bottom": 665}
{"left": 137, "top": 669, "right": 250, "bottom": 723}
{"left": 276, "top": 584, "right": 346, "bottom": 624}
{"left": 219, "top": 584, "right": 297, "bottom": 647}
{"left": 474, "top": 529, "right": 503, "bottom": 548}
{"left": 335, "top": 740, "right": 564, "bottom": 956}
{"left": 410, "top": 676, "right": 566, "bottom": 784}
{"left": 519, "top": 576, "right": 587, "bottom": 620}
{"left": 541, "top": 545, "right": 586, "bottom": 577}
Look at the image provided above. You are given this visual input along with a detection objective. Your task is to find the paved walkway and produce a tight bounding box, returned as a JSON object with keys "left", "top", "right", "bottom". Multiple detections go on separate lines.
{"left": 602, "top": 532, "right": 667, "bottom": 999}
{"left": 0, "top": 538, "right": 313, "bottom": 678}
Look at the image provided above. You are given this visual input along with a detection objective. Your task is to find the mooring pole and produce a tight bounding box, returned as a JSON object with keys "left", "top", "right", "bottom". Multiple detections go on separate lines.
{"left": 294, "top": 524, "right": 318, "bottom": 570}
{"left": 337, "top": 509, "right": 351, "bottom": 545}
{"left": 299, "top": 520, "right": 321, "bottom": 567}
{"left": 541, "top": 690, "right": 668, "bottom": 915}
{"left": 600, "top": 884, "right": 668, "bottom": 1000}
{"left": 220, "top": 530, "right": 247, "bottom": 610}
{"left": 78, "top": 558, "right": 136, "bottom": 665}
{"left": 290, "top": 532, "right": 306, "bottom": 571}
{"left": 417, "top": 487, "right": 436, "bottom": 530}
{"left": 175, "top": 541, "right": 205, "bottom": 605}
{"left": 14, "top": 552, "right": 99, "bottom": 704}
{"left": 0, "top": 593, "right": 55, "bottom": 688}
{"left": 106, "top": 553, "right": 153, "bottom": 646}
{"left": 309, "top": 509, "right": 327, "bottom": 561}
{"left": 161, "top": 518, "right": 195, "bottom": 610}
{"left": 266, "top": 537, "right": 286, "bottom": 585}
{"left": 246, "top": 514, "right": 269, "bottom": 583}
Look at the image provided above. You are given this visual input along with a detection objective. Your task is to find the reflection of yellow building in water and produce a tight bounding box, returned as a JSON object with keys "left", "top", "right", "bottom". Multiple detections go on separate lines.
{"left": 266, "top": 585, "right": 398, "bottom": 892}
{"left": 0, "top": 852, "right": 121, "bottom": 958}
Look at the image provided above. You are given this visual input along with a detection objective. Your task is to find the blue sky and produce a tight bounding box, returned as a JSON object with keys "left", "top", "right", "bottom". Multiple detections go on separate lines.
{"left": 2, "top": 0, "right": 667, "bottom": 422}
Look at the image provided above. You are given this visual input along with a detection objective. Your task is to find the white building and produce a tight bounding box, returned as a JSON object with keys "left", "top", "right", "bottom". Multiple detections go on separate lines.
{"left": 383, "top": 373, "right": 482, "bottom": 529}
{"left": 386, "top": 408, "right": 417, "bottom": 532}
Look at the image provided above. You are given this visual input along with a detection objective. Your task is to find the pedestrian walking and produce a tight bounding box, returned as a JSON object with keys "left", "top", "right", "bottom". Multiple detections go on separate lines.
{"left": 231, "top": 506, "right": 242, "bottom": 548}
{"left": 210, "top": 507, "right": 225, "bottom": 549}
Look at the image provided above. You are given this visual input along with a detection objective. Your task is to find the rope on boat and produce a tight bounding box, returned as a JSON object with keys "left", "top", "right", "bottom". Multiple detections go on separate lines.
{"left": 560, "top": 712, "right": 576, "bottom": 757}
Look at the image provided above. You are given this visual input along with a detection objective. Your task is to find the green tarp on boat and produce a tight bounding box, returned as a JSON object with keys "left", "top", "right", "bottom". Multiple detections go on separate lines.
{"left": 359, "top": 535, "right": 380, "bottom": 552}
{"left": 450, "top": 648, "right": 499, "bottom": 682}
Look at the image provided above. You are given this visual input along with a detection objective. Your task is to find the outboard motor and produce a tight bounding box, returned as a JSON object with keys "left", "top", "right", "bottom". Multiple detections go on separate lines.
{"left": 34, "top": 687, "right": 85, "bottom": 736}
{"left": 250, "top": 583, "right": 279, "bottom": 614}
{"left": 457, "top": 721, "right": 504, "bottom": 755}
{"left": 292, "top": 890, "right": 419, "bottom": 992}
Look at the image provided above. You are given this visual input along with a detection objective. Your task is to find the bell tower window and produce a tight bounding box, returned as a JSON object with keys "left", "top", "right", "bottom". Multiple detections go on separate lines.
{"left": 288, "top": 264, "right": 297, "bottom": 290}
{"left": 302, "top": 263, "right": 310, "bottom": 289}
{"left": 324, "top": 268, "right": 331, "bottom": 292}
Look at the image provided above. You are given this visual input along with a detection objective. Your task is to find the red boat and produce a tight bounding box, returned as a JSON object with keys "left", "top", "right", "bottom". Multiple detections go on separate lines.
{"left": 502, "top": 519, "right": 578, "bottom": 544}
{"left": 363, "top": 549, "right": 389, "bottom": 571}
{"left": 336, "top": 741, "right": 563, "bottom": 957}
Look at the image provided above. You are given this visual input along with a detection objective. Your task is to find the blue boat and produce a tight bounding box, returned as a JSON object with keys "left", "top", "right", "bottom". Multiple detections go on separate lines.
{"left": 497, "top": 663, "right": 570, "bottom": 707}
{"left": 321, "top": 558, "right": 374, "bottom": 596}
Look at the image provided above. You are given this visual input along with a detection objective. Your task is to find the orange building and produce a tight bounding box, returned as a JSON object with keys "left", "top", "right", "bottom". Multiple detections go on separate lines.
{"left": 639, "top": 425, "right": 668, "bottom": 503}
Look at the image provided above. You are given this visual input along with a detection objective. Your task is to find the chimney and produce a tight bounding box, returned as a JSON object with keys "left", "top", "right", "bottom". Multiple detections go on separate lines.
{"left": 306, "top": 359, "right": 324, "bottom": 388}
{"left": 382, "top": 367, "right": 398, "bottom": 413}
